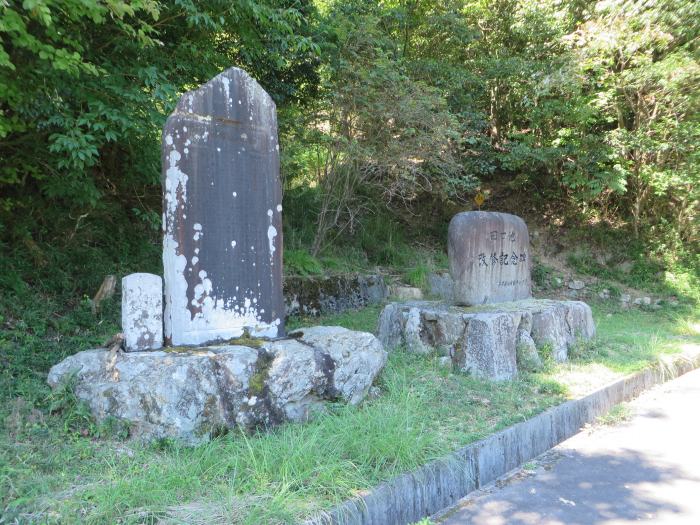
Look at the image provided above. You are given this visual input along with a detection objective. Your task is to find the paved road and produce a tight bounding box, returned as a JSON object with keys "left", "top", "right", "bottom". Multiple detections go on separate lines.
{"left": 436, "top": 367, "right": 700, "bottom": 525}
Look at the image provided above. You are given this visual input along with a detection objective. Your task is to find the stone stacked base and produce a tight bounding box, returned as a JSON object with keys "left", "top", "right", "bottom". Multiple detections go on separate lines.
{"left": 378, "top": 299, "right": 595, "bottom": 381}
{"left": 284, "top": 274, "right": 388, "bottom": 317}
{"left": 47, "top": 326, "right": 386, "bottom": 444}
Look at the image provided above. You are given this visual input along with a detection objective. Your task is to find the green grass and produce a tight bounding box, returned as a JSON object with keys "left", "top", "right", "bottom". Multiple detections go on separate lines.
{"left": 2, "top": 301, "right": 698, "bottom": 523}
{"left": 2, "top": 339, "right": 561, "bottom": 523}
{"left": 287, "top": 304, "right": 383, "bottom": 332}
{"left": 284, "top": 249, "right": 324, "bottom": 276}
{"left": 566, "top": 251, "right": 700, "bottom": 304}
{"left": 531, "top": 260, "right": 553, "bottom": 288}
{"left": 405, "top": 265, "right": 430, "bottom": 290}
{"left": 571, "top": 303, "right": 699, "bottom": 374}
{"left": 596, "top": 403, "right": 633, "bottom": 426}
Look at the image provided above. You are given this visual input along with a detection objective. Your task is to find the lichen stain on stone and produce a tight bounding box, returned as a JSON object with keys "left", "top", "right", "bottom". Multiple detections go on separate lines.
{"left": 247, "top": 350, "right": 272, "bottom": 398}
{"left": 241, "top": 349, "right": 288, "bottom": 430}
{"left": 163, "top": 346, "right": 197, "bottom": 354}
{"left": 313, "top": 350, "right": 339, "bottom": 399}
{"left": 267, "top": 224, "right": 277, "bottom": 260}
{"left": 196, "top": 395, "right": 226, "bottom": 439}
{"left": 222, "top": 333, "right": 265, "bottom": 348}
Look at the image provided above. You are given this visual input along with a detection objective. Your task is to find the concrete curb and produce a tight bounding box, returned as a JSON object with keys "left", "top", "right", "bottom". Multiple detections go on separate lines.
{"left": 305, "top": 351, "right": 700, "bottom": 525}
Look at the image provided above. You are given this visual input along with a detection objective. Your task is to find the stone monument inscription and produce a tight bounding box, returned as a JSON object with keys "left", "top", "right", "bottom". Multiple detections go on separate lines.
{"left": 448, "top": 211, "right": 531, "bottom": 305}
{"left": 162, "top": 67, "right": 284, "bottom": 346}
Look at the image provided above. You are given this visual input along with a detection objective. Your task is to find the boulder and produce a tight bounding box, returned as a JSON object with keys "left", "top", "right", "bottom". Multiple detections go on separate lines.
{"left": 47, "top": 326, "right": 386, "bottom": 443}
{"left": 376, "top": 302, "right": 404, "bottom": 350}
{"left": 438, "top": 356, "right": 452, "bottom": 369}
{"left": 288, "top": 326, "right": 388, "bottom": 405}
{"left": 529, "top": 301, "right": 595, "bottom": 361}
{"left": 516, "top": 328, "right": 542, "bottom": 372}
{"left": 459, "top": 312, "right": 518, "bottom": 381}
{"left": 568, "top": 280, "right": 585, "bottom": 290}
{"left": 400, "top": 307, "right": 430, "bottom": 354}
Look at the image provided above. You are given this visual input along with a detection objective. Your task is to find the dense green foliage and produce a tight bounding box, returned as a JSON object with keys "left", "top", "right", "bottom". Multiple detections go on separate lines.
{"left": 0, "top": 1, "right": 697, "bottom": 332}
{"left": 2, "top": 0, "right": 698, "bottom": 278}
{"left": 0, "top": 0, "right": 315, "bottom": 294}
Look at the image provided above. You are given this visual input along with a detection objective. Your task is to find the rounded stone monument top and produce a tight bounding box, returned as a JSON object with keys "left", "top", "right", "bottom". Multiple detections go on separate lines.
{"left": 448, "top": 211, "right": 531, "bottom": 306}
{"left": 174, "top": 67, "right": 276, "bottom": 125}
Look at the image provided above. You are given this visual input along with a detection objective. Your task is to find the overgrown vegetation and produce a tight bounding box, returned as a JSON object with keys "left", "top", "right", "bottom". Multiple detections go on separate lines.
{"left": 596, "top": 403, "right": 633, "bottom": 426}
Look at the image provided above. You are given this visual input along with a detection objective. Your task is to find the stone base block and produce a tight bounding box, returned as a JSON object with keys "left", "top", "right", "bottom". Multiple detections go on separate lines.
{"left": 378, "top": 299, "right": 595, "bottom": 381}
{"left": 284, "top": 274, "right": 388, "bottom": 317}
{"left": 47, "top": 326, "right": 386, "bottom": 444}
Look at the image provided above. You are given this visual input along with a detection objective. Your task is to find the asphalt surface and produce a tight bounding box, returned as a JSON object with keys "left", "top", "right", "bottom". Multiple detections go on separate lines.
{"left": 436, "top": 367, "right": 700, "bottom": 525}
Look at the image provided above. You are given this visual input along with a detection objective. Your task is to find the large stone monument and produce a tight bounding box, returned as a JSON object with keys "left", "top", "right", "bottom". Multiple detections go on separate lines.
{"left": 47, "top": 68, "right": 387, "bottom": 443}
{"left": 379, "top": 211, "right": 595, "bottom": 381}
{"left": 162, "top": 68, "right": 284, "bottom": 345}
{"left": 449, "top": 211, "right": 531, "bottom": 305}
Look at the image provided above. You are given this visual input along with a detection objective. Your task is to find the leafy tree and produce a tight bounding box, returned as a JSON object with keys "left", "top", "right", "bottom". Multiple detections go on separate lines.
{"left": 1, "top": 0, "right": 698, "bottom": 285}
{"left": 304, "top": 1, "right": 470, "bottom": 254}
{"left": 0, "top": 0, "right": 318, "bottom": 242}
{"left": 569, "top": 0, "right": 700, "bottom": 240}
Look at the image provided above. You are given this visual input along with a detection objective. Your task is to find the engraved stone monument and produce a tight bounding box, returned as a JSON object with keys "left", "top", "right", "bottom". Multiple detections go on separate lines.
{"left": 378, "top": 210, "right": 595, "bottom": 381}
{"left": 48, "top": 67, "right": 388, "bottom": 443}
{"left": 162, "top": 67, "right": 284, "bottom": 346}
{"left": 448, "top": 211, "right": 531, "bottom": 306}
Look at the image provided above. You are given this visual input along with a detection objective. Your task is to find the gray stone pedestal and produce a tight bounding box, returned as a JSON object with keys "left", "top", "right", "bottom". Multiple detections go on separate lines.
{"left": 378, "top": 299, "right": 595, "bottom": 381}
{"left": 47, "top": 326, "right": 386, "bottom": 443}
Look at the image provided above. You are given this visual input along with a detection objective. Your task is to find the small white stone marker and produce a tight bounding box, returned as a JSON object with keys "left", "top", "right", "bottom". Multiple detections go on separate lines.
{"left": 122, "top": 273, "right": 163, "bottom": 352}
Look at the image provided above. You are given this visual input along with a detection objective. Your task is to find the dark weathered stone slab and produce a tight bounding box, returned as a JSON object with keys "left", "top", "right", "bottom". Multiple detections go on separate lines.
{"left": 284, "top": 274, "right": 388, "bottom": 317}
{"left": 162, "top": 68, "right": 284, "bottom": 346}
{"left": 448, "top": 211, "right": 531, "bottom": 306}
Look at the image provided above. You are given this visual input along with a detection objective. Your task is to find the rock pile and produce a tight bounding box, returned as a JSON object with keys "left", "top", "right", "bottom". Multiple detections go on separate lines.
{"left": 378, "top": 299, "right": 595, "bottom": 380}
